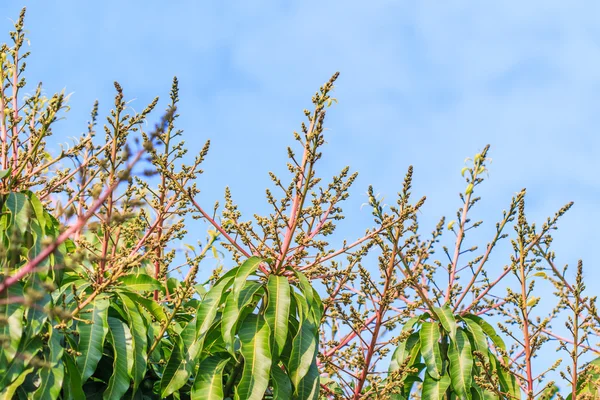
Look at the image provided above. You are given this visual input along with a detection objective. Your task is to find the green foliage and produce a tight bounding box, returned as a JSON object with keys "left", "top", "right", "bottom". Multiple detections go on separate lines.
{"left": 386, "top": 310, "right": 518, "bottom": 400}
{"left": 0, "top": 9, "right": 599, "bottom": 400}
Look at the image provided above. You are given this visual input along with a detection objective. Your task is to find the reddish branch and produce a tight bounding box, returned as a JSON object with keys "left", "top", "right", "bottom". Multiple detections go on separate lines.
{"left": 97, "top": 109, "right": 123, "bottom": 285}
{"left": 153, "top": 134, "right": 169, "bottom": 301}
{"left": 454, "top": 223, "right": 506, "bottom": 312}
{"left": 320, "top": 314, "right": 378, "bottom": 363}
{"left": 285, "top": 194, "right": 338, "bottom": 265}
{"left": 0, "top": 148, "right": 145, "bottom": 294}
{"left": 536, "top": 243, "right": 600, "bottom": 328}
{"left": 185, "top": 189, "right": 250, "bottom": 259}
{"left": 11, "top": 50, "right": 19, "bottom": 172}
{"left": 353, "top": 229, "right": 401, "bottom": 397}
{"left": 38, "top": 141, "right": 111, "bottom": 201}
{"left": 462, "top": 227, "right": 554, "bottom": 315}
{"left": 518, "top": 250, "right": 535, "bottom": 397}
{"left": 445, "top": 188, "right": 473, "bottom": 303}
{"left": 0, "top": 79, "right": 7, "bottom": 171}
{"left": 183, "top": 188, "right": 271, "bottom": 276}
{"left": 298, "top": 224, "right": 392, "bottom": 272}
{"left": 276, "top": 117, "right": 316, "bottom": 273}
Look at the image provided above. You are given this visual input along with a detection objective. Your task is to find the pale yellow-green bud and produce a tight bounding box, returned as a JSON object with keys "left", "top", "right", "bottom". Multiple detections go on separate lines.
{"left": 526, "top": 296, "right": 540, "bottom": 307}
{"left": 465, "top": 183, "right": 474, "bottom": 195}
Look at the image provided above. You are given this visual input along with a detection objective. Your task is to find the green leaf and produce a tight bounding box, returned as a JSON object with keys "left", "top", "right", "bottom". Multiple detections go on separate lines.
{"left": 279, "top": 313, "right": 298, "bottom": 367}
{"left": 422, "top": 371, "right": 451, "bottom": 400}
{"left": 118, "top": 291, "right": 167, "bottom": 324}
{"left": 238, "top": 280, "right": 264, "bottom": 309}
{"left": 463, "top": 314, "right": 507, "bottom": 361}
{"left": 462, "top": 317, "right": 488, "bottom": 363}
{"left": 63, "top": 353, "right": 86, "bottom": 400}
{"left": 221, "top": 257, "right": 263, "bottom": 354}
{"left": 292, "top": 270, "right": 313, "bottom": 305}
{"left": 398, "top": 370, "right": 425, "bottom": 399}
{"left": 448, "top": 328, "right": 473, "bottom": 399}
{"left": 293, "top": 270, "right": 322, "bottom": 324}
{"left": 202, "top": 322, "right": 227, "bottom": 354}
{"left": 538, "top": 384, "right": 559, "bottom": 400}
{"left": 76, "top": 297, "right": 109, "bottom": 382}
{"left": 294, "top": 270, "right": 313, "bottom": 302}
{"left": 420, "top": 321, "right": 443, "bottom": 380}
{"left": 196, "top": 273, "right": 235, "bottom": 338}
{"left": 4, "top": 192, "right": 31, "bottom": 233}
{"left": 389, "top": 315, "right": 422, "bottom": 372}
{"left": 0, "top": 336, "right": 42, "bottom": 388}
{"left": 389, "top": 332, "right": 421, "bottom": 372}
{"left": 265, "top": 275, "right": 291, "bottom": 361}
{"left": 194, "top": 283, "right": 207, "bottom": 297}
{"left": 0, "top": 282, "right": 24, "bottom": 368}
{"left": 180, "top": 318, "right": 197, "bottom": 349}
{"left": 191, "top": 355, "right": 229, "bottom": 400}
{"left": 432, "top": 305, "right": 457, "bottom": 341}
{"left": 287, "top": 292, "right": 318, "bottom": 388}
{"left": 117, "top": 274, "right": 162, "bottom": 292}
{"left": 23, "top": 274, "right": 52, "bottom": 340}
{"left": 103, "top": 317, "right": 133, "bottom": 400}
{"left": 232, "top": 257, "right": 263, "bottom": 294}
{"left": 166, "top": 277, "right": 180, "bottom": 295}
{"left": 25, "top": 191, "right": 46, "bottom": 234}
{"left": 118, "top": 293, "right": 148, "bottom": 393}
{"left": 55, "top": 278, "right": 89, "bottom": 305}
{"left": 235, "top": 314, "right": 272, "bottom": 400}
{"left": 160, "top": 338, "right": 187, "bottom": 398}
{"left": 33, "top": 327, "right": 64, "bottom": 400}
{"left": 471, "top": 382, "right": 500, "bottom": 400}
{"left": 491, "top": 353, "right": 520, "bottom": 399}
{"left": 271, "top": 365, "right": 293, "bottom": 399}
{"left": 321, "top": 376, "right": 344, "bottom": 397}
{"left": 576, "top": 357, "right": 600, "bottom": 396}
{"left": 0, "top": 367, "right": 33, "bottom": 399}
{"left": 160, "top": 273, "right": 234, "bottom": 397}
{"left": 27, "top": 216, "right": 45, "bottom": 265}
{"left": 294, "top": 358, "right": 319, "bottom": 400}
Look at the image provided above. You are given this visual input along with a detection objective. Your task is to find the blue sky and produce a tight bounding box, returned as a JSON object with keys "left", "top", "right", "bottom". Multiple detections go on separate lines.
{"left": 3, "top": 0, "right": 600, "bottom": 391}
